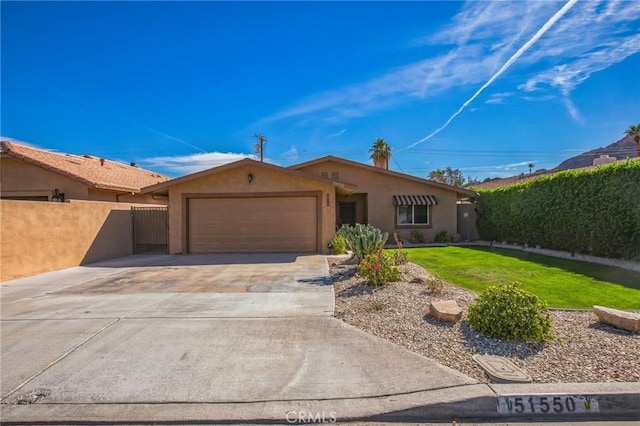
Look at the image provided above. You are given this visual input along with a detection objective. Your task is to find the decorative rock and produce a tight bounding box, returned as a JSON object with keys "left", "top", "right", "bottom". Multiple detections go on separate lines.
{"left": 593, "top": 305, "right": 640, "bottom": 332}
{"left": 429, "top": 300, "right": 462, "bottom": 323}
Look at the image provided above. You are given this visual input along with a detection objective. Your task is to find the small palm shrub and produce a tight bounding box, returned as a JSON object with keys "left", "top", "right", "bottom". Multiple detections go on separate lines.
{"left": 357, "top": 249, "right": 400, "bottom": 286}
{"left": 330, "top": 233, "right": 347, "bottom": 254}
{"left": 467, "top": 283, "right": 553, "bottom": 342}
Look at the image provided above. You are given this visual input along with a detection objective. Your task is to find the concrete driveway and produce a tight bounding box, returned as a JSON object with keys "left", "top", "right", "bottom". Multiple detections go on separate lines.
{"left": 1, "top": 253, "right": 482, "bottom": 423}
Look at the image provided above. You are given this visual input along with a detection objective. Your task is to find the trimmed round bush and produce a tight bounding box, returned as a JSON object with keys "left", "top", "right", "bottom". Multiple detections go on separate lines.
{"left": 467, "top": 283, "right": 553, "bottom": 342}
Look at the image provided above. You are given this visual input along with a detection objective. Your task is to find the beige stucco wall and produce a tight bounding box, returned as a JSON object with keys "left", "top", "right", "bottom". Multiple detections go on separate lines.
{"left": 0, "top": 157, "right": 166, "bottom": 204}
{"left": 0, "top": 199, "right": 160, "bottom": 281}
{"left": 166, "top": 164, "right": 336, "bottom": 254}
{"left": 297, "top": 160, "right": 460, "bottom": 242}
{"left": 0, "top": 157, "right": 89, "bottom": 200}
{"left": 88, "top": 188, "right": 167, "bottom": 205}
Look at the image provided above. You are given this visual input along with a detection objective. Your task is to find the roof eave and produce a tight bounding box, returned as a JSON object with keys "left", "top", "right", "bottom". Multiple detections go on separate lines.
{"left": 291, "top": 155, "right": 477, "bottom": 198}
{"left": 141, "top": 158, "right": 349, "bottom": 195}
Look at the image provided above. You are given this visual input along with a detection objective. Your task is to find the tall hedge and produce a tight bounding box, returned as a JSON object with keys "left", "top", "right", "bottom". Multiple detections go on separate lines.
{"left": 476, "top": 160, "right": 640, "bottom": 260}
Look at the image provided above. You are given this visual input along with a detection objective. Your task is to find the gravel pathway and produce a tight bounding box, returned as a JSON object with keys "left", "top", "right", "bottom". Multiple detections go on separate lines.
{"left": 331, "top": 258, "right": 640, "bottom": 384}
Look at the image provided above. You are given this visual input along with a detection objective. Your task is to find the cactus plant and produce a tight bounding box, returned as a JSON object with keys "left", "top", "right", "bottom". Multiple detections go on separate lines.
{"left": 338, "top": 224, "right": 388, "bottom": 261}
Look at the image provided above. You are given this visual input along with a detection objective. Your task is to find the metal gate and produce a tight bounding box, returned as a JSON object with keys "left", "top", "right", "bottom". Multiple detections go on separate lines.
{"left": 132, "top": 206, "right": 168, "bottom": 254}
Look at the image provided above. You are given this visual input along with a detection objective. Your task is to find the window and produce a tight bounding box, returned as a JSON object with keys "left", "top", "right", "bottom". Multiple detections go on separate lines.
{"left": 397, "top": 204, "right": 429, "bottom": 225}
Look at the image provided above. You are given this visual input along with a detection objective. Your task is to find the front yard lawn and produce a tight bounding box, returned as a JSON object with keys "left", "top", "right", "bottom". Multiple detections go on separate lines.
{"left": 406, "top": 246, "right": 640, "bottom": 310}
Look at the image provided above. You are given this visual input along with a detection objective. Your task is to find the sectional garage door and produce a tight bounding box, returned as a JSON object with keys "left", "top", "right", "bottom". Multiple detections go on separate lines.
{"left": 188, "top": 196, "right": 318, "bottom": 253}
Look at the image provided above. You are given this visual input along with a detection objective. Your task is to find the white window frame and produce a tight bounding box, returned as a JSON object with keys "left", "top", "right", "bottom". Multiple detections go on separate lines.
{"left": 396, "top": 204, "right": 430, "bottom": 226}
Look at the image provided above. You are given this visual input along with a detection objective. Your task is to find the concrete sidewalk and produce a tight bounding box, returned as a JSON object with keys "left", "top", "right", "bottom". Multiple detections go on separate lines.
{"left": 1, "top": 254, "right": 638, "bottom": 423}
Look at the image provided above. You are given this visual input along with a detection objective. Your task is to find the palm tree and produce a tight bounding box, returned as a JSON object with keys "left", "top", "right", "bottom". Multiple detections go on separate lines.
{"left": 528, "top": 163, "right": 534, "bottom": 174}
{"left": 369, "top": 138, "right": 392, "bottom": 169}
{"left": 624, "top": 124, "right": 640, "bottom": 158}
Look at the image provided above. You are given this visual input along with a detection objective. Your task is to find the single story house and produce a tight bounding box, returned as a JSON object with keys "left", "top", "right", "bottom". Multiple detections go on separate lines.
{"left": 142, "top": 155, "right": 477, "bottom": 254}
{"left": 0, "top": 139, "right": 169, "bottom": 203}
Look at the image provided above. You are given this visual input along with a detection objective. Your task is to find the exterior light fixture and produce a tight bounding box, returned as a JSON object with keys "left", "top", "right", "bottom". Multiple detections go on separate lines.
{"left": 52, "top": 189, "right": 65, "bottom": 202}
{"left": 248, "top": 173, "right": 253, "bottom": 183}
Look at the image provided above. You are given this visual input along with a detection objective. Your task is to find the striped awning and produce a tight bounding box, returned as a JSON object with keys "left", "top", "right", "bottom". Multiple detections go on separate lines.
{"left": 393, "top": 195, "right": 438, "bottom": 206}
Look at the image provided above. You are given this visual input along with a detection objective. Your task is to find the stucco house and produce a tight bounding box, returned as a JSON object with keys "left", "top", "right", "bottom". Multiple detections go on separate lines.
{"left": 142, "top": 155, "right": 476, "bottom": 254}
{"left": 0, "top": 139, "right": 169, "bottom": 203}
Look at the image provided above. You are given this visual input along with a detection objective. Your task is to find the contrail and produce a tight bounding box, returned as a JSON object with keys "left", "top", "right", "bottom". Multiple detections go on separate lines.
{"left": 403, "top": 0, "right": 578, "bottom": 150}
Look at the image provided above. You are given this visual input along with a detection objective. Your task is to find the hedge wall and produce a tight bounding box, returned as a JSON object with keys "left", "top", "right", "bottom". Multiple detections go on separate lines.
{"left": 476, "top": 160, "right": 640, "bottom": 260}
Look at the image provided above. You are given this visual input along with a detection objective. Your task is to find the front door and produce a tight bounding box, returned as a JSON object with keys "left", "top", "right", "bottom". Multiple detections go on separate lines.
{"left": 339, "top": 202, "right": 357, "bottom": 227}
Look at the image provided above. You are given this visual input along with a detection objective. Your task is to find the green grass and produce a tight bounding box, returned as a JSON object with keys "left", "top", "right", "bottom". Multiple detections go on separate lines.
{"left": 405, "top": 246, "right": 640, "bottom": 310}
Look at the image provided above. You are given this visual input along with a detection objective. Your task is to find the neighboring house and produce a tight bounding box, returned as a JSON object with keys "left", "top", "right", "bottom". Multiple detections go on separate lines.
{"left": 0, "top": 139, "right": 169, "bottom": 203}
{"left": 142, "top": 155, "right": 477, "bottom": 254}
{"left": 470, "top": 156, "right": 637, "bottom": 190}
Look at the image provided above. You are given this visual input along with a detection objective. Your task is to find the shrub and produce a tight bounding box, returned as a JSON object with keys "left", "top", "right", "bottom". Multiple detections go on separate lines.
{"left": 357, "top": 249, "right": 400, "bottom": 286}
{"left": 393, "top": 250, "right": 409, "bottom": 265}
{"left": 467, "top": 283, "right": 553, "bottom": 342}
{"left": 450, "top": 233, "right": 462, "bottom": 243}
{"left": 330, "top": 233, "right": 347, "bottom": 254}
{"left": 476, "top": 160, "right": 640, "bottom": 260}
{"left": 409, "top": 229, "right": 424, "bottom": 244}
{"left": 338, "top": 224, "right": 388, "bottom": 261}
{"left": 425, "top": 277, "right": 445, "bottom": 295}
{"left": 434, "top": 229, "right": 449, "bottom": 243}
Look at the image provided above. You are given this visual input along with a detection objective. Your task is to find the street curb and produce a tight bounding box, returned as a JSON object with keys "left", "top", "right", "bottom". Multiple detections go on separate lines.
{"left": 1, "top": 384, "right": 638, "bottom": 424}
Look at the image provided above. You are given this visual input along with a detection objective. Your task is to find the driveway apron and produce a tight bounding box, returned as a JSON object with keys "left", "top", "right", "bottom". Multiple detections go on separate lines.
{"left": 1, "top": 253, "right": 476, "bottom": 422}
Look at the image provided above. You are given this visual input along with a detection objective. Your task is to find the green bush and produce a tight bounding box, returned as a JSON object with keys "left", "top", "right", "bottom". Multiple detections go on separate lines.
{"left": 450, "top": 233, "right": 462, "bottom": 243}
{"left": 357, "top": 250, "right": 400, "bottom": 286}
{"left": 330, "top": 233, "right": 347, "bottom": 254}
{"left": 434, "top": 229, "right": 449, "bottom": 243}
{"left": 425, "top": 277, "right": 445, "bottom": 295}
{"left": 467, "top": 283, "right": 553, "bottom": 342}
{"left": 338, "top": 224, "right": 388, "bottom": 261}
{"left": 393, "top": 250, "right": 409, "bottom": 265}
{"left": 409, "top": 229, "right": 424, "bottom": 244}
{"left": 476, "top": 160, "right": 640, "bottom": 260}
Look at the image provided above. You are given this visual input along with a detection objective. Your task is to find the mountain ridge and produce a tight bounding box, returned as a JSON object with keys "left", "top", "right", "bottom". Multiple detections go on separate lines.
{"left": 555, "top": 135, "right": 638, "bottom": 170}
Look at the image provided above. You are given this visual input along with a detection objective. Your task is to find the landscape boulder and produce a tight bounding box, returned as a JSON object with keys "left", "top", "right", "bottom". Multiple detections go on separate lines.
{"left": 429, "top": 300, "right": 462, "bottom": 323}
{"left": 593, "top": 305, "right": 640, "bottom": 332}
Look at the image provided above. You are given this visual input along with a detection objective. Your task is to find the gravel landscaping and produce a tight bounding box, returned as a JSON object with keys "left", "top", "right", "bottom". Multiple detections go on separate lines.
{"left": 330, "top": 257, "right": 640, "bottom": 384}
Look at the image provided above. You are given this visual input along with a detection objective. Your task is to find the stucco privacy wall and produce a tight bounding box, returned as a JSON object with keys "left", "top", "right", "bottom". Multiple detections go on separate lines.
{"left": 297, "top": 160, "right": 459, "bottom": 242}
{"left": 167, "top": 164, "right": 336, "bottom": 254}
{"left": 0, "top": 199, "right": 161, "bottom": 281}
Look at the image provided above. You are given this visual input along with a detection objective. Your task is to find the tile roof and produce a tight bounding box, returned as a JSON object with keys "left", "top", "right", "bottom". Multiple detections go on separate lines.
{"left": 1, "top": 139, "right": 169, "bottom": 193}
{"left": 469, "top": 157, "right": 639, "bottom": 190}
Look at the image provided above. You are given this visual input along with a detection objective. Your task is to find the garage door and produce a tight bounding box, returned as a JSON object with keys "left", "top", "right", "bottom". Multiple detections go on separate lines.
{"left": 188, "top": 197, "right": 318, "bottom": 253}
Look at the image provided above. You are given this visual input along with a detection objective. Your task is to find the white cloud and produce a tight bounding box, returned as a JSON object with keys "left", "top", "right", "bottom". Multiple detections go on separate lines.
{"left": 462, "top": 161, "right": 538, "bottom": 172}
{"left": 140, "top": 152, "right": 257, "bottom": 176}
{"left": 486, "top": 92, "right": 514, "bottom": 105}
{"left": 281, "top": 146, "right": 299, "bottom": 161}
{"left": 517, "top": 1, "right": 640, "bottom": 118}
{"left": 563, "top": 97, "right": 582, "bottom": 122}
{"left": 406, "top": 0, "right": 579, "bottom": 149}
{"left": 521, "top": 95, "right": 555, "bottom": 102}
{"left": 327, "top": 129, "right": 346, "bottom": 138}
{"left": 258, "top": 0, "right": 639, "bottom": 135}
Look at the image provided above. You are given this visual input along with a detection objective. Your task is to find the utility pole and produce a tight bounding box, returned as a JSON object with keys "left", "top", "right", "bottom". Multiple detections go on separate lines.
{"left": 253, "top": 134, "right": 267, "bottom": 162}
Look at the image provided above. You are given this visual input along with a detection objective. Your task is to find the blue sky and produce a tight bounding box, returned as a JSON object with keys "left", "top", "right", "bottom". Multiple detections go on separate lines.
{"left": 2, "top": 1, "right": 639, "bottom": 180}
